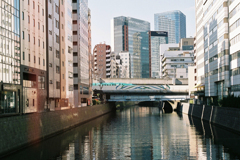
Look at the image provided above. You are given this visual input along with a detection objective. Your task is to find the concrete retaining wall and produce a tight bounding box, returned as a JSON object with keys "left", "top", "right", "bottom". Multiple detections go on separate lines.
{"left": 0, "top": 104, "right": 115, "bottom": 156}
{"left": 179, "top": 103, "right": 240, "bottom": 133}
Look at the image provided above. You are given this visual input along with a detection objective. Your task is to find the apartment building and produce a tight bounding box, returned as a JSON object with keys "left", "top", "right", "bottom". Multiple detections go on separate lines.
{"left": 72, "top": 0, "right": 90, "bottom": 107}
{"left": 20, "top": 0, "right": 47, "bottom": 113}
{"left": 64, "top": 0, "right": 74, "bottom": 108}
{"left": 93, "top": 43, "right": 111, "bottom": 79}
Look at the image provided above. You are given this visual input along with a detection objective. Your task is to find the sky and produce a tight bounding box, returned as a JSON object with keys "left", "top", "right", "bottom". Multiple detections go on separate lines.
{"left": 89, "top": 0, "right": 195, "bottom": 50}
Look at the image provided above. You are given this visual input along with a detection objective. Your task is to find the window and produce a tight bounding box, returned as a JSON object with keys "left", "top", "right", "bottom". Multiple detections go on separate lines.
{"left": 73, "top": 31, "right": 77, "bottom": 35}
{"left": 49, "top": 63, "right": 52, "bottom": 67}
{"left": 42, "top": 9, "right": 44, "bottom": 16}
{"left": 62, "top": 61, "right": 64, "bottom": 66}
{"left": 69, "top": 72, "right": 73, "bottom": 78}
{"left": 38, "top": 22, "right": 40, "bottom": 29}
{"left": 56, "top": 82, "right": 60, "bottom": 89}
{"left": 43, "top": 59, "right": 45, "bottom": 66}
{"left": 68, "top": 46, "right": 72, "bottom": 53}
{"left": 39, "top": 57, "right": 40, "bottom": 65}
{"left": 22, "top": 12, "right": 24, "bottom": 20}
{"left": 62, "top": 49, "right": 64, "bottom": 54}
{"left": 56, "top": 66, "right": 60, "bottom": 73}
{"left": 28, "top": 34, "right": 30, "bottom": 42}
{"left": 55, "top": 20, "right": 59, "bottom": 29}
{"left": 55, "top": 5, "right": 59, "bottom": 14}
{"left": 34, "top": 56, "right": 36, "bottom": 63}
{"left": 22, "top": 31, "right": 24, "bottom": 39}
{"left": 33, "top": 37, "right": 35, "bottom": 44}
{"left": 56, "top": 50, "right": 60, "bottom": 58}
{"left": 23, "top": 52, "right": 25, "bottom": 60}
{"left": 42, "top": 25, "right": 44, "bottom": 32}
{"left": 38, "top": 39, "right": 40, "bottom": 47}
{"left": 56, "top": 35, "right": 59, "bottom": 43}
{"left": 63, "top": 87, "right": 65, "bottom": 91}
{"left": 38, "top": 5, "right": 40, "bottom": 12}
{"left": 28, "top": 16, "right": 30, "bottom": 23}
{"left": 33, "top": 1, "right": 35, "bottom": 9}
{"left": 28, "top": 54, "right": 30, "bottom": 62}
{"left": 38, "top": 76, "right": 45, "bottom": 89}
{"left": 43, "top": 42, "right": 44, "bottom": 48}
{"left": 62, "top": 74, "right": 64, "bottom": 79}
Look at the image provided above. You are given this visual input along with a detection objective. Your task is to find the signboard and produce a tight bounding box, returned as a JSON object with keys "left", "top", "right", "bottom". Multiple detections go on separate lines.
{"left": 3, "top": 84, "right": 17, "bottom": 91}
{"left": 150, "top": 31, "right": 168, "bottom": 37}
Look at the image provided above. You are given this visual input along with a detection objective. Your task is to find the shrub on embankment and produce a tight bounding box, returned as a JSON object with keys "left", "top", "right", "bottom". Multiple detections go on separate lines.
{"left": 218, "top": 94, "right": 240, "bottom": 108}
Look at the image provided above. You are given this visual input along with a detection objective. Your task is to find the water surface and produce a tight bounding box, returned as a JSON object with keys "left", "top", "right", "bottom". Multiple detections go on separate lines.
{"left": 3, "top": 106, "right": 240, "bottom": 160}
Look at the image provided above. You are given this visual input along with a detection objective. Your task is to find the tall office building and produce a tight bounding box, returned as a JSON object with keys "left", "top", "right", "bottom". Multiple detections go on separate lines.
{"left": 88, "top": 8, "right": 92, "bottom": 104}
{"left": 195, "top": 0, "right": 230, "bottom": 103}
{"left": 64, "top": 0, "right": 74, "bottom": 107}
{"left": 149, "top": 31, "right": 168, "bottom": 78}
{"left": 93, "top": 43, "right": 111, "bottom": 79}
{"left": 229, "top": 0, "right": 240, "bottom": 96}
{"left": 20, "top": 0, "right": 47, "bottom": 113}
{"left": 72, "top": 0, "right": 90, "bottom": 107}
{"left": 111, "top": 16, "right": 150, "bottom": 78}
{"left": 0, "top": 0, "right": 21, "bottom": 115}
{"left": 154, "top": 10, "right": 186, "bottom": 44}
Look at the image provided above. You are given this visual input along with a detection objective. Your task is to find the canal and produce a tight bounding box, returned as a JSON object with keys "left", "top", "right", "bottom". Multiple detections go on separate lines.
{"left": 2, "top": 105, "right": 240, "bottom": 160}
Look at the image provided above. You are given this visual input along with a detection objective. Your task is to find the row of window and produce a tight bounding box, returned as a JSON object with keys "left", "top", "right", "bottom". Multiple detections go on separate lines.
{"left": 229, "top": 2, "right": 240, "bottom": 19}
{"left": 205, "top": 65, "right": 229, "bottom": 77}
{"left": 231, "top": 84, "right": 240, "bottom": 91}
{"left": 230, "top": 18, "right": 240, "bottom": 33}
{"left": 230, "top": 33, "right": 240, "bottom": 46}
{"left": 204, "top": 39, "right": 218, "bottom": 53}
{"left": 22, "top": 52, "right": 45, "bottom": 65}
{"left": 231, "top": 66, "right": 240, "bottom": 76}
{"left": 205, "top": 49, "right": 229, "bottom": 65}
{"left": 231, "top": 49, "right": 240, "bottom": 61}
{"left": 22, "top": 31, "right": 45, "bottom": 47}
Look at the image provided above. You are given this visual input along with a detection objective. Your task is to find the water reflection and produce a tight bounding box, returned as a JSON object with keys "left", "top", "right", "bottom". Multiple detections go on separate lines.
{"left": 2, "top": 106, "right": 240, "bottom": 160}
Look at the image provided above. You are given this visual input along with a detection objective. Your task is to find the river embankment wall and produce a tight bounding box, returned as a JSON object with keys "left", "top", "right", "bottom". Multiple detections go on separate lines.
{"left": 179, "top": 103, "right": 240, "bottom": 133}
{"left": 0, "top": 103, "right": 115, "bottom": 157}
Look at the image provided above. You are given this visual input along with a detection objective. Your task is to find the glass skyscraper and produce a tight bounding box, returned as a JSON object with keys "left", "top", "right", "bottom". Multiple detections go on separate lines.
{"left": 154, "top": 10, "right": 186, "bottom": 44}
{"left": 149, "top": 31, "right": 168, "bottom": 78}
{"left": 111, "top": 16, "right": 150, "bottom": 78}
{"left": 0, "top": 0, "right": 21, "bottom": 114}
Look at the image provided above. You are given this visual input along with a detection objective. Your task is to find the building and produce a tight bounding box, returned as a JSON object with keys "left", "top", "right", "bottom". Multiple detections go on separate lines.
{"left": 159, "top": 44, "right": 179, "bottom": 78}
{"left": 72, "top": 0, "right": 90, "bottom": 107}
{"left": 161, "top": 50, "right": 194, "bottom": 78}
{"left": 160, "top": 38, "right": 194, "bottom": 79}
{"left": 154, "top": 10, "right": 186, "bottom": 44}
{"left": 88, "top": 8, "right": 92, "bottom": 105}
{"left": 0, "top": 0, "right": 22, "bottom": 115}
{"left": 149, "top": 31, "right": 168, "bottom": 78}
{"left": 119, "top": 52, "right": 130, "bottom": 78}
{"left": 20, "top": 0, "right": 47, "bottom": 113}
{"left": 111, "top": 16, "right": 150, "bottom": 78}
{"left": 47, "top": 0, "right": 61, "bottom": 110}
{"left": 64, "top": 0, "right": 74, "bottom": 108}
{"left": 229, "top": 0, "right": 240, "bottom": 96}
{"left": 195, "top": 0, "right": 230, "bottom": 103}
{"left": 93, "top": 43, "right": 111, "bottom": 79}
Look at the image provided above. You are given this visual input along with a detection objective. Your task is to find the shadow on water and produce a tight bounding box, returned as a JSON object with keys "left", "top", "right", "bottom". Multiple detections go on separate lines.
{"left": 190, "top": 115, "right": 240, "bottom": 159}
{"left": 2, "top": 112, "right": 117, "bottom": 160}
